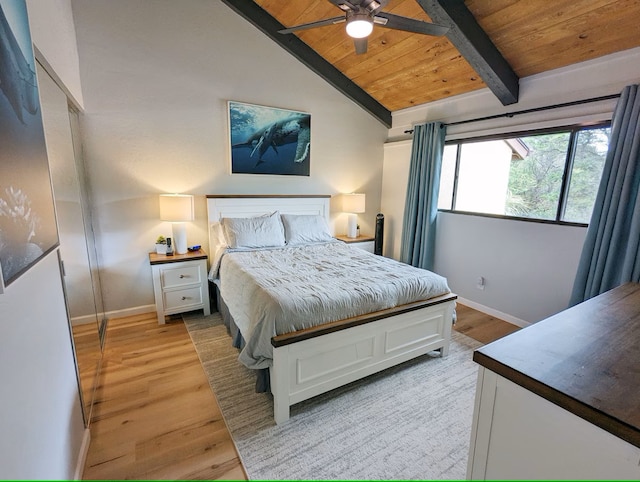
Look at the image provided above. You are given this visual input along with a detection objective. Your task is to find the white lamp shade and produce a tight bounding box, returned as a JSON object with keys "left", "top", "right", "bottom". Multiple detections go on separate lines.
{"left": 159, "top": 194, "right": 194, "bottom": 222}
{"left": 341, "top": 193, "right": 366, "bottom": 214}
{"left": 159, "top": 194, "right": 194, "bottom": 254}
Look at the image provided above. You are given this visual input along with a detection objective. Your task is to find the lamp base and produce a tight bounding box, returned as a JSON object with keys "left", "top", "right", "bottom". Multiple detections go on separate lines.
{"left": 347, "top": 213, "right": 358, "bottom": 238}
{"left": 172, "top": 222, "right": 188, "bottom": 254}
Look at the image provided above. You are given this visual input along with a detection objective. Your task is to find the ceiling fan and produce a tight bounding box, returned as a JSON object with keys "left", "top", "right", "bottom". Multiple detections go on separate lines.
{"left": 278, "top": 0, "right": 449, "bottom": 55}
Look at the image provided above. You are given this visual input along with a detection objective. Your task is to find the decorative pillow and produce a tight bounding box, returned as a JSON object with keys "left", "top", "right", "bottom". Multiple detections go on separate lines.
{"left": 281, "top": 213, "right": 333, "bottom": 246}
{"left": 221, "top": 211, "right": 286, "bottom": 249}
{"left": 210, "top": 222, "right": 227, "bottom": 247}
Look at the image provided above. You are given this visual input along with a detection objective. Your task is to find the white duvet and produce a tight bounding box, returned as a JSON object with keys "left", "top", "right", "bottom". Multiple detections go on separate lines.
{"left": 214, "top": 241, "right": 451, "bottom": 369}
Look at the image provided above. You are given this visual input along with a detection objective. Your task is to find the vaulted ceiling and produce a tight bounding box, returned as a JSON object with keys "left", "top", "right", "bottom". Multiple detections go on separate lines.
{"left": 222, "top": 0, "right": 640, "bottom": 127}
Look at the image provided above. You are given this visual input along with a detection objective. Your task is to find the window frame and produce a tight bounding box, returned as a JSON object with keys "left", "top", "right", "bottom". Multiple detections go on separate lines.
{"left": 438, "top": 121, "right": 612, "bottom": 227}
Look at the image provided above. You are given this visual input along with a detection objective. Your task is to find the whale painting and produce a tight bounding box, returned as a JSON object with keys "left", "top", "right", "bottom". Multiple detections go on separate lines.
{"left": 229, "top": 101, "right": 311, "bottom": 176}
{"left": 0, "top": 0, "right": 59, "bottom": 291}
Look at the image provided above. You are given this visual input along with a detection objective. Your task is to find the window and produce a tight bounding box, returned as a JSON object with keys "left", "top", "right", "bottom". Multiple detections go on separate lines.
{"left": 438, "top": 124, "right": 611, "bottom": 224}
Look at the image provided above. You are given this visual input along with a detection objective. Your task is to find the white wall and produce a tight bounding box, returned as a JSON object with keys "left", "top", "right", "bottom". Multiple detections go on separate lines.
{"left": 0, "top": 253, "right": 85, "bottom": 479}
{"left": 381, "top": 140, "right": 412, "bottom": 261}
{"left": 0, "top": 2, "right": 86, "bottom": 479}
{"left": 71, "top": 0, "right": 388, "bottom": 314}
{"left": 434, "top": 213, "right": 586, "bottom": 323}
{"left": 26, "top": 0, "right": 83, "bottom": 107}
{"left": 382, "top": 48, "right": 640, "bottom": 324}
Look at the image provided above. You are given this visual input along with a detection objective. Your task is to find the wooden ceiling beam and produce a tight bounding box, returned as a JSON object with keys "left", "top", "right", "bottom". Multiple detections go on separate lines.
{"left": 220, "top": 0, "right": 392, "bottom": 127}
{"left": 417, "top": 0, "right": 520, "bottom": 105}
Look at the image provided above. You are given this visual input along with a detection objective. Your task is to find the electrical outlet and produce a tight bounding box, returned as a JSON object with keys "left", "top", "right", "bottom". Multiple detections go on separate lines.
{"left": 476, "top": 276, "right": 485, "bottom": 290}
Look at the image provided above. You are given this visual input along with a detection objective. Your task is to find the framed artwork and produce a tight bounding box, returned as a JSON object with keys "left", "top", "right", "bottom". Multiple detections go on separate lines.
{"left": 0, "top": 0, "right": 59, "bottom": 292}
{"left": 228, "top": 101, "right": 311, "bottom": 176}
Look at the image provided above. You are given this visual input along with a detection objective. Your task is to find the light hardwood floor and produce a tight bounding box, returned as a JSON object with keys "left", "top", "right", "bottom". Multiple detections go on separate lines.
{"left": 82, "top": 313, "right": 247, "bottom": 480}
{"left": 454, "top": 303, "right": 521, "bottom": 344}
{"left": 82, "top": 304, "right": 519, "bottom": 480}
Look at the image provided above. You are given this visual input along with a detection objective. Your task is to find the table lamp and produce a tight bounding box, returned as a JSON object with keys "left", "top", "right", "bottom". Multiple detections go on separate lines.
{"left": 342, "top": 193, "right": 365, "bottom": 238}
{"left": 159, "top": 194, "right": 194, "bottom": 254}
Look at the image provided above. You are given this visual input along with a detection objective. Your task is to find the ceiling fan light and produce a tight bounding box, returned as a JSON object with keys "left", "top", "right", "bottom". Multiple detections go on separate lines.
{"left": 346, "top": 17, "right": 373, "bottom": 38}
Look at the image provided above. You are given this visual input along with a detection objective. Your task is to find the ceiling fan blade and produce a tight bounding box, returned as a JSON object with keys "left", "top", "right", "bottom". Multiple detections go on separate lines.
{"left": 354, "top": 37, "right": 368, "bottom": 55}
{"left": 327, "top": 0, "right": 390, "bottom": 12}
{"left": 361, "top": 0, "right": 389, "bottom": 14}
{"left": 278, "top": 16, "right": 346, "bottom": 34}
{"left": 326, "top": 0, "right": 358, "bottom": 12}
{"left": 374, "top": 12, "right": 449, "bottom": 36}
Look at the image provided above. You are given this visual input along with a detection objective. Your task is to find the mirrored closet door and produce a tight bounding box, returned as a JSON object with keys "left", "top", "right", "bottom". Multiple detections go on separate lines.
{"left": 37, "top": 62, "right": 106, "bottom": 426}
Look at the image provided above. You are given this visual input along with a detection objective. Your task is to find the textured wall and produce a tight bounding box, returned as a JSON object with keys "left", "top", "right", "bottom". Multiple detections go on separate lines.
{"left": 71, "top": 0, "right": 388, "bottom": 314}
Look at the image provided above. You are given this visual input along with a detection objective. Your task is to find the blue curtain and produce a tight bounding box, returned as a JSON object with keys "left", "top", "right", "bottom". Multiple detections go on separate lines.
{"left": 400, "top": 122, "right": 446, "bottom": 270}
{"left": 569, "top": 84, "right": 640, "bottom": 306}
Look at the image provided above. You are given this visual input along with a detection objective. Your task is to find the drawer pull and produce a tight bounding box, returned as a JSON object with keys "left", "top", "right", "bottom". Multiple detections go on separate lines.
{"left": 179, "top": 274, "right": 185, "bottom": 278}
{"left": 181, "top": 296, "right": 188, "bottom": 300}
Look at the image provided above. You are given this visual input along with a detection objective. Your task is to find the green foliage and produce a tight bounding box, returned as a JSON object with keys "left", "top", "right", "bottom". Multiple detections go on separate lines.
{"left": 156, "top": 235, "right": 166, "bottom": 244}
{"left": 505, "top": 127, "right": 610, "bottom": 223}
{"left": 563, "top": 128, "right": 610, "bottom": 223}
{"left": 506, "top": 132, "right": 569, "bottom": 220}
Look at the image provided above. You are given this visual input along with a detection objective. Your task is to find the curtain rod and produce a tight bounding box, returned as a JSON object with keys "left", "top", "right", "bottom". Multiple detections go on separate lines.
{"left": 403, "top": 93, "right": 621, "bottom": 134}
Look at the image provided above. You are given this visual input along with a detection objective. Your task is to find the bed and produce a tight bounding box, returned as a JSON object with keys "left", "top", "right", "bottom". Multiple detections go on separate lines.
{"left": 207, "top": 195, "right": 456, "bottom": 424}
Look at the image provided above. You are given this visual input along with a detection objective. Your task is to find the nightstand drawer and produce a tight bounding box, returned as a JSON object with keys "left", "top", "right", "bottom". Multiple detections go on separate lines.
{"left": 161, "top": 265, "right": 203, "bottom": 289}
{"left": 163, "top": 286, "right": 204, "bottom": 311}
{"left": 150, "top": 251, "right": 211, "bottom": 324}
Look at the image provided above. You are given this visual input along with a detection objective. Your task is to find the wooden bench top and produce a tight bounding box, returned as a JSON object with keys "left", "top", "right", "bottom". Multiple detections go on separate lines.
{"left": 271, "top": 292, "right": 457, "bottom": 348}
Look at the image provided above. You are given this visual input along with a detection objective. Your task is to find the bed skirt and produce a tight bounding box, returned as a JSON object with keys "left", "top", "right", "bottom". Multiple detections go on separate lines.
{"left": 214, "top": 282, "right": 271, "bottom": 392}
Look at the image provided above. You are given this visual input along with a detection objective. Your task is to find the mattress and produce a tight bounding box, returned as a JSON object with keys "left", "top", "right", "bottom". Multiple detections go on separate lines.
{"left": 214, "top": 241, "right": 451, "bottom": 369}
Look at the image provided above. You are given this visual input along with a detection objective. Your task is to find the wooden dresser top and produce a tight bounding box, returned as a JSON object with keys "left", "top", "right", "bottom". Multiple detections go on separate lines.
{"left": 149, "top": 249, "right": 207, "bottom": 265}
{"left": 474, "top": 282, "right": 640, "bottom": 449}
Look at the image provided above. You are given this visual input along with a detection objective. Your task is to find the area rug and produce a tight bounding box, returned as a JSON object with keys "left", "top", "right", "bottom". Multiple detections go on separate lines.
{"left": 183, "top": 312, "right": 482, "bottom": 480}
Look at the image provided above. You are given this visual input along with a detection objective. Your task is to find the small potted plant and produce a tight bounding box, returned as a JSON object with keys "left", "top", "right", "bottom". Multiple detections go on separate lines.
{"left": 155, "top": 235, "right": 167, "bottom": 254}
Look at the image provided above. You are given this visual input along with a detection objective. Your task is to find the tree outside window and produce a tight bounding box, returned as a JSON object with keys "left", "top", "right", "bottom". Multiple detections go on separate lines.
{"left": 438, "top": 124, "right": 611, "bottom": 225}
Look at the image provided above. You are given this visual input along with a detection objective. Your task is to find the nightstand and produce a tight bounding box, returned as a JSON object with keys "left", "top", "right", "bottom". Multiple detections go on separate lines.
{"left": 149, "top": 249, "right": 211, "bottom": 324}
{"left": 335, "top": 234, "right": 376, "bottom": 253}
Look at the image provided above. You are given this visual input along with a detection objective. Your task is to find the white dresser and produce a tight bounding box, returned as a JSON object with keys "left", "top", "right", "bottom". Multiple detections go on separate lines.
{"left": 467, "top": 283, "right": 640, "bottom": 480}
{"left": 149, "top": 250, "right": 211, "bottom": 324}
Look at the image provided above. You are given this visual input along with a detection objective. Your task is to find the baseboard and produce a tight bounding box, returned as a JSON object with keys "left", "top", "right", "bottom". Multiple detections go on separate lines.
{"left": 71, "top": 312, "right": 107, "bottom": 325}
{"left": 456, "top": 297, "right": 531, "bottom": 328}
{"left": 104, "top": 304, "right": 156, "bottom": 320}
{"left": 74, "top": 428, "right": 91, "bottom": 480}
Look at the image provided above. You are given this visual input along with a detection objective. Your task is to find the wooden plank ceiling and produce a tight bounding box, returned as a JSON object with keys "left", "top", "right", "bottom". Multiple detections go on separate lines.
{"left": 235, "top": 0, "right": 640, "bottom": 123}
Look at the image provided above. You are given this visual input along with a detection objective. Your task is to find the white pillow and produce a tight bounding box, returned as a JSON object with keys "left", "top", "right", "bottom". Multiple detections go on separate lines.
{"left": 210, "top": 222, "right": 227, "bottom": 247}
{"left": 281, "top": 214, "right": 333, "bottom": 245}
{"left": 221, "top": 211, "right": 285, "bottom": 249}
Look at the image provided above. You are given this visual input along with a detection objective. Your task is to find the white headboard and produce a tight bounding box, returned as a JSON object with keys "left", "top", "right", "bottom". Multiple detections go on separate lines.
{"left": 206, "top": 195, "right": 332, "bottom": 252}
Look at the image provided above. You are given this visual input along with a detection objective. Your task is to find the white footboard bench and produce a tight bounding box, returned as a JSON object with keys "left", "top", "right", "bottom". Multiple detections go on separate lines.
{"left": 270, "top": 293, "right": 456, "bottom": 424}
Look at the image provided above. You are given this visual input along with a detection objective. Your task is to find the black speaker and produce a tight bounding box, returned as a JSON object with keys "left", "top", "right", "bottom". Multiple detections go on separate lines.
{"left": 374, "top": 213, "right": 384, "bottom": 255}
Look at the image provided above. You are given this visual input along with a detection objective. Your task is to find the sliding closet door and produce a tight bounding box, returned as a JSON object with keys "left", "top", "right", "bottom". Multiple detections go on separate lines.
{"left": 37, "top": 62, "right": 104, "bottom": 426}
{"left": 68, "top": 107, "right": 107, "bottom": 343}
